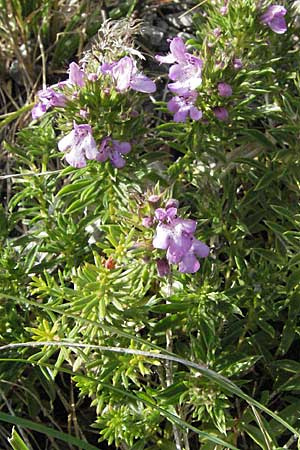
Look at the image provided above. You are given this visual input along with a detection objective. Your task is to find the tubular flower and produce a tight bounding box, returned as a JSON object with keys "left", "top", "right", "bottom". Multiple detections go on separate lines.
{"left": 152, "top": 202, "right": 209, "bottom": 274}
{"left": 167, "top": 91, "right": 202, "bottom": 122}
{"left": 260, "top": 5, "right": 287, "bottom": 34}
{"left": 156, "top": 37, "right": 203, "bottom": 95}
{"left": 97, "top": 137, "right": 132, "bottom": 168}
{"left": 101, "top": 56, "right": 156, "bottom": 93}
{"left": 32, "top": 87, "right": 66, "bottom": 119}
{"left": 58, "top": 123, "right": 98, "bottom": 168}
{"left": 68, "top": 62, "right": 86, "bottom": 87}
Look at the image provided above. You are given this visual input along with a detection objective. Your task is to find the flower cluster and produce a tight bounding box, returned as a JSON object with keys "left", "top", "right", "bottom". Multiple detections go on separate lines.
{"left": 32, "top": 59, "right": 156, "bottom": 168}
{"left": 155, "top": 3, "right": 288, "bottom": 124}
{"left": 156, "top": 36, "right": 235, "bottom": 123}
{"left": 144, "top": 199, "right": 209, "bottom": 274}
{"left": 156, "top": 37, "right": 203, "bottom": 123}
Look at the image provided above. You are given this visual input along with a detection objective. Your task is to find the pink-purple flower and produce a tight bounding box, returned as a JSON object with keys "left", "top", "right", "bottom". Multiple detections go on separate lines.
{"left": 213, "top": 106, "right": 229, "bottom": 121}
{"left": 58, "top": 123, "right": 98, "bottom": 168}
{"left": 101, "top": 56, "right": 156, "bottom": 93}
{"left": 32, "top": 87, "right": 66, "bottom": 119}
{"left": 68, "top": 62, "right": 86, "bottom": 87}
{"left": 97, "top": 137, "right": 132, "bottom": 168}
{"left": 220, "top": 5, "right": 228, "bottom": 15}
{"left": 178, "top": 238, "right": 210, "bottom": 273}
{"left": 217, "top": 82, "right": 233, "bottom": 97}
{"left": 233, "top": 58, "right": 243, "bottom": 70}
{"left": 156, "top": 37, "right": 203, "bottom": 95}
{"left": 152, "top": 201, "right": 209, "bottom": 274}
{"left": 167, "top": 91, "right": 202, "bottom": 122}
{"left": 260, "top": 5, "right": 287, "bottom": 34}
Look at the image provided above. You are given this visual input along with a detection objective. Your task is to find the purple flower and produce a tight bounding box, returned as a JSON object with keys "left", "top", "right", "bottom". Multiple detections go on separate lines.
{"left": 153, "top": 206, "right": 197, "bottom": 264}
{"left": 148, "top": 194, "right": 162, "bottom": 203}
{"left": 220, "top": 5, "right": 228, "bottom": 15}
{"left": 218, "top": 82, "right": 232, "bottom": 97}
{"left": 167, "top": 91, "right": 202, "bottom": 122}
{"left": 178, "top": 238, "right": 210, "bottom": 273}
{"left": 97, "top": 137, "right": 132, "bottom": 168}
{"left": 213, "top": 106, "right": 229, "bottom": 121}
{"left": 260, "top": 5, "right": 287, "bottom": 34}
{"left": 156, "top": 37, "right": 203, "bottom": 95}
{"left": 233, "top": 58, "right": 243, "bottom": 70}
{"left": 142, "top": 216, "right": 154, "bottom": 228}
{"left": 68, "top": 62, "right": 86, "bottom": 87}
{"left": 152, "top": 202, "right": 209, "bottom": 273}
{"left": 32, "top": 87, "right": 66, "bottom": 119}
{"left": 156, "top": 258, "right": 171, "bottom": 277}
{"left": 213, "top": 27, "right": 222, "bottom": 37}
{"left": 79, "top": 109, "right": 89, "bottom": 118}
{"left": 153, "top": 219, "right": 196, "bottom": 264}
{"left": 58, "top": 123, "right": 98, "bottom": 168}
{"left": 165, "top": 198, "right": 179, "bottom": 209}
{"left": 101, "top": 56, "right": 156, "bottom": 93}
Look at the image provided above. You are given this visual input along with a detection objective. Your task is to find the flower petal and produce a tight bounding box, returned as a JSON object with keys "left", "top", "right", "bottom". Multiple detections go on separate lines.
{"left": 153, "top": 224, "right": 171, "bottom": 249}
{"left": 68, "top": 62, "right": 85, "bottom": 87}
{"left": 155, "top": 53, "right": 176, "bottom": 64}
{"left": 32, "top": 102, "right": 47, "bottom": 119}
{"left": 112, "top": 140, "right": 132, "bottom": 154}
{"left": 82, "top": 134, "right": 99, "bottom": 160}
{"left": 178, "top": 253, "right": 200, "bottom": 273}
{"left": 269, "top": 16, "right": 287, "bottom": 34}
{"left": 167, "top": 97, "right": 180, "bottom": 113}
{"left": 112, "top": 56, "right": 132, "bottom": 91}
{"left": 170, "top": 37, "right": 188, "bottom": 64}
{"left": 189, "top": 106, "right": 202, "bottom": 120}
{"left": 173, "top": 106, "right": 190, "bottom": 122}
{"left": 110, "top": 150, "right": 126, "bottom": 168}
{"left": 58, "top": 130, "right": 76, "bottom": 152}
{"left": 130, "top": 74, "right": 156, "bottom": 93}
{"left": 65, "top": 147, "right": 86, "bottom": 168}
{"left": 191, "top": 239, "right": 210, "bottom": 258}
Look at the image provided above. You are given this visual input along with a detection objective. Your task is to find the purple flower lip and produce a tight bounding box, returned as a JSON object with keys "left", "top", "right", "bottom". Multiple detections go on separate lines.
{"left": 260, "top": 5, "right": 287, "bottom": 34}
{"left": 101, "top": 56, "right": 156, "bottom": 94}
{"left": 58, "top": 123, "right": 99, "bottom": 168}
{"left": 97, "top": 137, "right": 132, "bottom": 169}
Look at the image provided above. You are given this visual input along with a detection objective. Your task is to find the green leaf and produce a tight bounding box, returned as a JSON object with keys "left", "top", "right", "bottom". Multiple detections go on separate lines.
{"left": 0, "top": 412, "right": 99, "bottom": 450}
{"left": 8, "top": 428, "right": 30, "bottom": 450}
